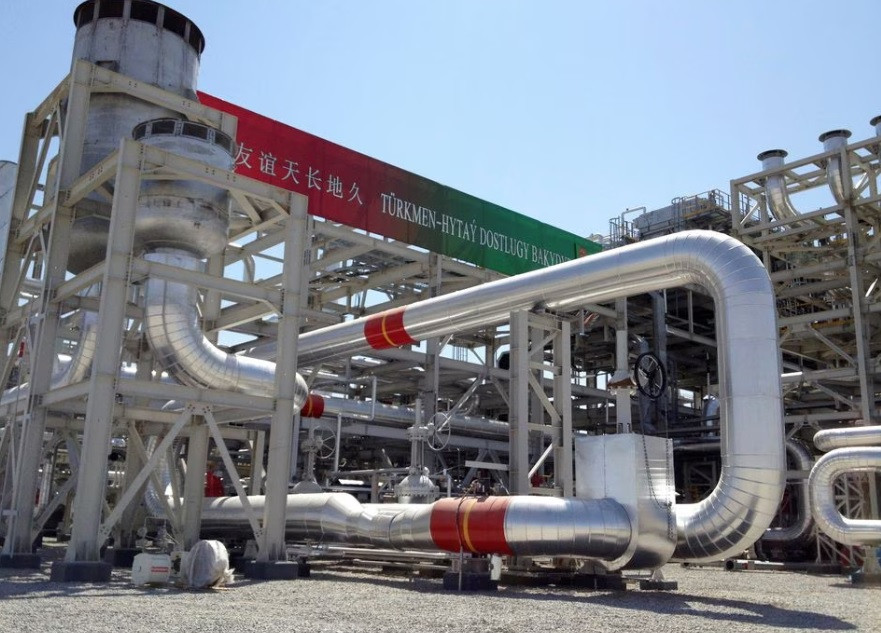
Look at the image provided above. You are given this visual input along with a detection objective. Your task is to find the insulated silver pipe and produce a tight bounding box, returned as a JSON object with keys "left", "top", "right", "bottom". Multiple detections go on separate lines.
{"left": 757, "top": 150, "right": 800, "bottom": 222}
{"left": 296, "top": 230, "right": 783, "bottom": 562}
{"left": 819, "top": 129, "right": 852, "bottom": 206}
{"left": 143, "top": 249, "right": 308, "bottom": 407}
{"left": 309, "top": 395, "right": 511, "bottom": 438}
{"left": 814, "top": 425, "right": 881, "bottom": 452}
{"left": 1, "top": 297, "right": 100, "bottom": 407}
{"left": 809, "top": 446, "right": 881, "bottom": 546}
{"left": 674, "top": 438, "right": 814, "bottom": 545}
{"left": 762, "top": 440, "right": 814, "bottom": 544}
{"left": 200, "top": 492, "right": 633, "bottom": 560}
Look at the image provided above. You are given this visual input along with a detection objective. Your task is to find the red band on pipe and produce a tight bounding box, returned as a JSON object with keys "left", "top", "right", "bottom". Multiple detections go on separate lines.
{"left": 429, "top": 497, "right": 513, "bottom": 555}
{"left": 364, "top": 308, "right": 416, "bottom": 349}
{"left": 301, "top": 394, "right": 325, "bottom": 418}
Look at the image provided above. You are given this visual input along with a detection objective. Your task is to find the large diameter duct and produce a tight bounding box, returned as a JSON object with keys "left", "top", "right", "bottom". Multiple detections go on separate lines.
{"left": 762, "top": 439, "right": 814, "bottom": 544}
{"left": 818, "top": 129, "right": 852, "bottom": 206}
{"left": 143, "top": 249, "right": 307, "bottom": 405}
{"left": 69, "top": 0, "right": 205, "bottom": 272}
{"left": 133, "top": 118, "right": 234, "bottom": 258}
{"left": 201, "top": 493, "right": 632, "bottom": 560}
{"left": 809, "top": 446, "right": 881, "bottom": 546}
{"left": 756, "top": 149, "right": 800, "bottom": 222}
{"left": 292, "top": 230, "right": 783, "bottom": 562}
{"left": 1, "top": 292, "right": 100, "bottom": 407}
{"left": 675, "top": 438, "right": 814, "bottom": 546}
{"left": 814, "top": 425, "right": 881, "bottom": 452}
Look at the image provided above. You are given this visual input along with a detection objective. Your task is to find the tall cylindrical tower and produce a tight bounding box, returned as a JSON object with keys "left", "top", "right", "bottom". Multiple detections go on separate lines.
{"left": 68, "top": 0, "right": 222, "bottom": 271}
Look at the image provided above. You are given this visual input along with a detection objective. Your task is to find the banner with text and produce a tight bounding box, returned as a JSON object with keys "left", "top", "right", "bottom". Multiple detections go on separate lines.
{"left": 198, "top": 92, "right": 601, "bottom": 276}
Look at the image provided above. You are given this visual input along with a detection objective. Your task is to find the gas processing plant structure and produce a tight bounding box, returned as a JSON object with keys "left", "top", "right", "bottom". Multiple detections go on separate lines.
{"left": 0, "top": 0, "right": 878, "bottom": 586}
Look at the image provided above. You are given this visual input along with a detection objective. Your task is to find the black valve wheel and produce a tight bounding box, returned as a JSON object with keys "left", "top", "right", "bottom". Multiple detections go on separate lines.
{"left": 634, "top": 352, "right": 666, "bottom": 400}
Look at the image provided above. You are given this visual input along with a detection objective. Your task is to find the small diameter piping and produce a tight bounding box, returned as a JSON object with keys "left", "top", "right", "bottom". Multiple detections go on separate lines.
{"left": 300, "top": 393, "right": 510, "bottom": 438}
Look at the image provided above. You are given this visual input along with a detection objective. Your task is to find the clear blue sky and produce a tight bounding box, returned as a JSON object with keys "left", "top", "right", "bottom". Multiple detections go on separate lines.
{"left": 1, "top": 0, "right": 879, "bottom": 239}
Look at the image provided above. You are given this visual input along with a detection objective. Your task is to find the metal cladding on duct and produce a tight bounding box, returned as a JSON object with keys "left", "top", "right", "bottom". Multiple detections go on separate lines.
{"left": 814, "top": 425, "right": 881, "bottom": 452}
{"left": 298, "top": 231, "right": 783, "bottom": 562}
{"left": 761, "top": 440, "right": 815, "bottom": 544}
{"left": 757, "top": 149, "right": 800, "bottom": 222}
{"left": 819, "top": 129, "right": 852, "bottom": 206}
{"left": 143, "top": 249, "right": 309, "bottom": 409}
{"left": 1, "top": 289, "right": 100, "bottom": 408}
{"left": 809, "top": 446, "right": 881, "bottom": 546}
{"left": 200, "top": 492, "right": 633, "bottom": 561}
{"left": 69, "top": 0, "right": 206, "bottom": 272}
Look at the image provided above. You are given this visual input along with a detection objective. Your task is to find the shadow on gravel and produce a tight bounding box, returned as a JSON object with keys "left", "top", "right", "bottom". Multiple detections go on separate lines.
{"left": 302, "top": 570, "right": 854, "bottom": 630}
{"left": 571, "top": 592, "right": 855, "bottom": 630}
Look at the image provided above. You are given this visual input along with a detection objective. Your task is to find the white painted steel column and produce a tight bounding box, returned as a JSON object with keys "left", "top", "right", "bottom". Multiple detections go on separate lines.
{"left": 258, "top": 193, "right": 308, "bottom": 562}
{"left": 249, "top": 430, "right": 266, "bottom": 495}
{"left": 65, "top": 139, "right": 141, "bottom": 563}
{"left": 614, "top": 298, "right": 633, "bottom": 433}
{"left": 554, "top": 319, "right": 574, "bottom": 497}
{"left": 182, "top": 422, "right": 209, "bottom": 549}
{"left": 116, "top": 421, "right": 145, "bottom": 548}
{"left": 3, "top": 210, "right": 74, "bottom": 556}
{"left": 508, "top": 311, "right": 530, "bottom": 495}
{"left": 3, "top": 69, "right": 90, "bottom": 557}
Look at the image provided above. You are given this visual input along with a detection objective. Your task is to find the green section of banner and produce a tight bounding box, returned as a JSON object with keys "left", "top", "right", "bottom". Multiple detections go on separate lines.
{"left": 386, "top": 187, "right": 603, "bottom": 275}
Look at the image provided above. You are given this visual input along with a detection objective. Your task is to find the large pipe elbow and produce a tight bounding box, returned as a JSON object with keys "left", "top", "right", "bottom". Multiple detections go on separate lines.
{"left": 143, "top": 249, "right": 308, "bottom": 411}
{"left": 762, "top": 439, "right": 814, "bottom": 544}
{"left": 809, "top": 446, "right": 881, "bottom": 546}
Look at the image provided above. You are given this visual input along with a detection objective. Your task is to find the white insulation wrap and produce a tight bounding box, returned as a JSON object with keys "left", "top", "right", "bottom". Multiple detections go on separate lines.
{"left": 181, "top": 540, "right": 233, "bottom": 589}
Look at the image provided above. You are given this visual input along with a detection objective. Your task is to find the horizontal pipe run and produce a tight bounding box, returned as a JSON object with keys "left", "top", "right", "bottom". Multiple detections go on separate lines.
{"left": 200, "top": 493, "right": 632, "bottom": 560}
{"left": 814, "top": 425, "right": 881, "bottom": 452}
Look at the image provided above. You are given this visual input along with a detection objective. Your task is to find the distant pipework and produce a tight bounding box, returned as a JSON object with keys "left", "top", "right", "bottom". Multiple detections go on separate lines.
{"left": 818, "top": 129, "right": 852, "bottom": 206}
{"left": 756, "top": 149, "right": 800, "bottom": 222}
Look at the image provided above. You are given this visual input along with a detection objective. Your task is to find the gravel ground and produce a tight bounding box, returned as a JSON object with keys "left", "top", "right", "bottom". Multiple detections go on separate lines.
{"left": 1, "top": 541, "right": 878, "bottom": 633}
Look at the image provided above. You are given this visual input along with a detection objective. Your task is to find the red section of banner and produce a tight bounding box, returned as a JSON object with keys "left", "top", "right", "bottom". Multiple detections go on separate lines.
{"left": 301, "top": 394, "right": 325, "bottom": 419}
{"left": 364, "top": 308, "right": 415, "bottom": 350}
{"left": 198, "top": 91, "right": 403, "bottom": 238}
{"left": 429, "top": 497, "right": 513, "bottom": 555}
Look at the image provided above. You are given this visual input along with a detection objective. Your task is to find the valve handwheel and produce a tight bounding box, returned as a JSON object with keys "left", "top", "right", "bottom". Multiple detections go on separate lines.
{"left": 634, "top": 352, "right": 666, "bottom": 400}
{"left": 427, "top": 412, "right": 451, "bottom": 451}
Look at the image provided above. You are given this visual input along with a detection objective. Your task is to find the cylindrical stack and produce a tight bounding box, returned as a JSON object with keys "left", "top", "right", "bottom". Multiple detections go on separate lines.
{"left": 133, "top": 118, "right": 233, "bottom": 258}
{"left": 68, "top": 0, "right": 211, "bottom": 271}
